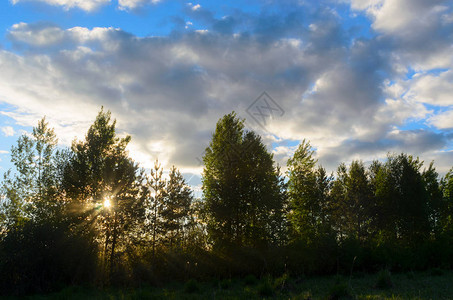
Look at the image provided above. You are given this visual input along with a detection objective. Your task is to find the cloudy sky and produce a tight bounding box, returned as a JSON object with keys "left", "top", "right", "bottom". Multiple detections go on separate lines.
{"left": 0, "top": 0, "right": 452, "bottom": 189}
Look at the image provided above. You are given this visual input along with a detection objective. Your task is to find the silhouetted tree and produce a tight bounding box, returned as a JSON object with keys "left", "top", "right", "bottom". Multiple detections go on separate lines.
{"left": 161, "top": 166, "right": 193, "bottom": 249}
{"left": 146, "top": 160, "right": 166, "bottom": 258}
{"left": 62, "top": 108, "right": 147, "bottom": 281}
{"left": 331, "top": 160, "right": 374, "bottom": 242}
{"left": 373, "top": 154, "right": 430, "bottom": 244}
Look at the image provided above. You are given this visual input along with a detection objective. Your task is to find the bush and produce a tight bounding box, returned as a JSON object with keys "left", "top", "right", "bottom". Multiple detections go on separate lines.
{"left": 327, "top": 282, "right": 351, "bottom": 300}
{"left": 431, "top": 268, "right": 444, "bottom": 276}
{"left": 374, "top": 269, "right": 392, "bottom": 289}
{"left": 219, "top": 279, "right": 231, "bottom": 289}
{"left": 244, "top": 274, "right": 258, "bottom": 286}
{"left": 327, "top": 276, "right": 351, "bottom": 300}
{"left": 258, "top": 278, "right": 274, "bottom": 297}
{"left": 184, "top": 279, "right": 200, "bottom": 293}
{"left": 274, "top": 272, "right": 290, "bottom": 291}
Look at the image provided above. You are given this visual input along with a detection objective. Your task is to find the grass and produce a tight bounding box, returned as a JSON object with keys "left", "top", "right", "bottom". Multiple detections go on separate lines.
{"left": 4, "top": 269, "right": 453, "bottom": 299}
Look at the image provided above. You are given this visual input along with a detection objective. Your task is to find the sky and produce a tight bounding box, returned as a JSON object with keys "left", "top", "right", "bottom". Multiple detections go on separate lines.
{"left": 0, "top": 0, "right": 453, "bottom": 191}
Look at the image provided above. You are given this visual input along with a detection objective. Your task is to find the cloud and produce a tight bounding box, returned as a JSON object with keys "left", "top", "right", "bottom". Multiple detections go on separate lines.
{"left": 1, "top": 126, "right": 15, "bottom": 137}
{"left": 350, "top": 0, "right": 450, "bottom": 35}
{"left": 429, "top": 110, "right": 453, "bottom": 129}
{"left": 1, "top": 0, "right": 453, "bottom": 176}
{"left": 8, "top": 22, "right": 65, "bottom": 47}
{"left": 11, "top": 0, "right": 110, "bottom": 11}
{"left": 117, "top": 0, "right": 160, "bottom": 10}
{"left": 404, "top": 70, "right": 453, "bottom": 107}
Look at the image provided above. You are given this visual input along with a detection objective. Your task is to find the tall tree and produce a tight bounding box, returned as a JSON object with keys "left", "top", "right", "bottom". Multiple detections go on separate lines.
{"left": 287, "top": 140, "right": 331, "bottom": 243}
{"left": 422, "top": 162, "right": 443, "bottom": 236}
{"left": 160, "top": 166, "right": 193, "bottom": 249}
{"left": 202, "top": 112, "right": 285, "bottom": 249}
{"left": 373, "top": 153, "right": 430, "bottom": 244}
{"left": 331, "top": 160, "right": 374, "bottom": 242}
{"left": 62, "top": 108, "right": 147, "bottom": 279}
{"left": 440, "top": 167, "right": 453, "bottom": 234}
{"left": 146, "top": 160, "right": 166, "bottom": 258}
{"left": 0, "top": 117, "right": 60, "bottom": 227}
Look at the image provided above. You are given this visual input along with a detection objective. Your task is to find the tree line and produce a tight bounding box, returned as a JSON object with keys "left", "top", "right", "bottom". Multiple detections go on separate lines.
{"left": 0, "top": 109, "right": 452, "bottom": 295}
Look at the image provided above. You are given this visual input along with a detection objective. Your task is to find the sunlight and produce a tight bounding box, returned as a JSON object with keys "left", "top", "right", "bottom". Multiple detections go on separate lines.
{"left": 103, "top": 198, "right": 112, "bottom": 209}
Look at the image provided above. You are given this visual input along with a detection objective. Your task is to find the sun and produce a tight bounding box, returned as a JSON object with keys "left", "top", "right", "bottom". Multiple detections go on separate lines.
{"left": 103, "top": 198, "right": 112, "bottom": 209}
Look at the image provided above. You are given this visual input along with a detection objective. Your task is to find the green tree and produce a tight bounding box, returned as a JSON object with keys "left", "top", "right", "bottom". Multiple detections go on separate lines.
{"left": 440, "top": 167, "right": 453, "bottom": 234}
{"left": 287, "top": 140, "right": 331, "bottom": 243}
{"left": 62, "top": 108, "right": 147, "bottom": 279}
{"left": 146, "top": 160, "right": 166, "bottom": 258}
{"left": 331, "top": 160, "right": 374, "bottom": 242}
{"left": 422, "top": 162, "right": 443, "bottom": 236}
{"left": 202, "top": 112, "right": 285, "bottom": 249}
{"left": 0, "top": 117, "right": 60, "bottom": 227}
{"left": 373, "top": 153, "right": 430, "bottom": 244}
{"left": 160, "top": 166, "right": 193, "bottom": 249}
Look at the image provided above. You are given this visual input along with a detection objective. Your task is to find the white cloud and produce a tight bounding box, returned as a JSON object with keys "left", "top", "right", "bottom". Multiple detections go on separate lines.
{"left": 9, "top": 23, "right": 64, "bottom": 46}
{"left": 429, "top": 110, "right": 453, "bottom": 129}
{"left": 118, "top": 0, "right": 160, "bottom": 10}
{"left": 350, "top": 0, "right": 448, "bottom": 35}
{"left": 11, "top": 0, "right": 110, "bottom": 12}
{"left": 0, "top": 150, "right": 9, "bottom": 155}
{"left": 1, "top": 8, "right": 452, "bottom": 177}
{"left": 404, "top": 70, "right": 453, "bottom": 106}
{"left": 191, "top": 3, "right": 201, "bottom": 11}
{"left": 1, "top": 126, "right": 15, "bottom": 137}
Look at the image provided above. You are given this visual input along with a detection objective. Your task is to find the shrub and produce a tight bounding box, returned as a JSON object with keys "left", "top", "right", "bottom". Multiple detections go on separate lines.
{"left": 327, "top": 277, "right": 351, "bottom": 300}
{"left": 374, "top": 269, "right": 392, "bottom": 289}
{"left": 184, "top": 279, "right": 200, "bottom": 293}
{"left": 431, "top": 268, "right": 444, "bottom": 276}
{"left": 244, "top": 274, "right": 258, "bottom": 286}
{"left": 274, "top": 272, "right": 290, "bottom": 291}
{"left": 258, "top": 278, "right": 274, "bottom": 297}
{"left": 220, "top": 279, "right": 231, "bottom": 289}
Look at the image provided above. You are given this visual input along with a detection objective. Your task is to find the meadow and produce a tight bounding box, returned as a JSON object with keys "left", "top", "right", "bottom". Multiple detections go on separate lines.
{"left": 10, "top": 269, "right": 453, "bottom": 300}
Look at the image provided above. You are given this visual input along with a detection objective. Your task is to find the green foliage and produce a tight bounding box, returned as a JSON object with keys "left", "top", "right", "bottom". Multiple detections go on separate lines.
{"left": 0, "top": 117, "right": 61, "bottom": 228}
{"left": 375, "top": 269, "right": 393, "bottom": 289}
{"left": 258, "top": 277, "right": 274, "bottom": 297}
{"left": 2, "top": 110, "right": 453, "bottom": 296}
{"left": 184, "top": 279, "right": 200, "bottom": 293}
{"left": 327, "top": 281, "right": 351, "bottom": 300}
{"left": 332, "top": 160, "right": 374, "bottom": 242}
{"left": 373, "top": 153, "right": 430, "bottom": 244}
{"left": 62, "top": 108, "right": 147, "bottom": 282}
{"left": 219, "top": 278, "right": 231, "bottom": 289}
{"left": 431, "top": 267, "right": 444, "bottom": 276}
{"left": 274, "top": 272, "right": 290, "bottom": 291}
{"left": 160, "top": 165, "right": 194, "bottom": 249}
{"left": 202, "top": 112, "right": 286, "bottom": 249}
{"left": 244, "top": 274, "right": 258, "bottom": 286}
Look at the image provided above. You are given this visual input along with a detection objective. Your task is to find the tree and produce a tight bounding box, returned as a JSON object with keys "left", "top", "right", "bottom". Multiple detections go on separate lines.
{"left": 146, "top": 160, "right": 166, "bottom": 258}
{"left": 331, "top": 160, "right": 374, "bottom": 242}
{"left": 440, "top": 167, "right": 453, "bottom": 234}
{"left": 62, "top": 108, "right": 147, "bottom": 280}
{"left": 160, "top": 166, "right": 193, "bottom": 249}
{"left": 286, "top": 140, "right": 331, "bottom": 243}
{"left": 422, "top": 162, "right": 443, "bottom": 236}
{"left": 373, "top": 153, "right": 430, "bottom": 244}
{"left": 202, "top": 112, "right": 285, "bottom": 249}
{"left": 0, "top": 117, "right": 60, "bottom": 228}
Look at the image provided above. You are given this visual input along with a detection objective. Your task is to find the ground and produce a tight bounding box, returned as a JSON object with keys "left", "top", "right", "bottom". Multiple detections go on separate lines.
{"left": 4, "top": 269, "right": 453, "bottom": 299}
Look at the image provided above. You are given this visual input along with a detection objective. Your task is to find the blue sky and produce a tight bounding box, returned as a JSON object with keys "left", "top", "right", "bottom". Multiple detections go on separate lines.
{"left": 0, "top": 0, "right": 453, "bottom": 186}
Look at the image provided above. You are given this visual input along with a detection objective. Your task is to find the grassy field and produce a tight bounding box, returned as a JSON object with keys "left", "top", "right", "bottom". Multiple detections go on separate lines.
{"left": 5, "top": 269, "right": 453, "bottom": 299}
